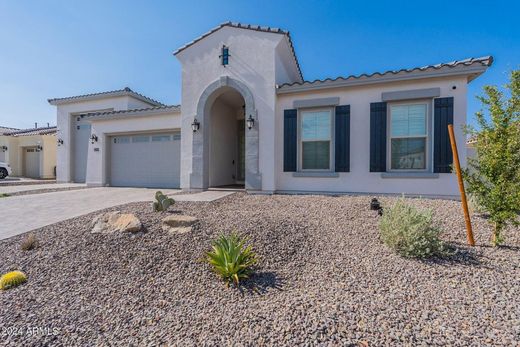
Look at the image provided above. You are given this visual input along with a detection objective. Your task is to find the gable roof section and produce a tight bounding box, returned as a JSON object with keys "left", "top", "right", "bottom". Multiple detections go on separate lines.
{"left": 173, "top": 21, "right": 303, "bottom": 82}
{"left": 277, "top": 56, "right": 493, "bottom": 94}
{"left": 48, "top": 87, "right": 165, "bottom": 107}
{"left": 85, "top": 105, "right": 181, "bottom": 121}
{"left": 4, "top": 126, "right": 57, "bottom": 137}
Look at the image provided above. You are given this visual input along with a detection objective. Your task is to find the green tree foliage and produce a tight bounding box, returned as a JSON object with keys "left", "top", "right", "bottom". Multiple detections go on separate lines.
{"left": 463, "top": 70, "right": 520, "bottom": 245}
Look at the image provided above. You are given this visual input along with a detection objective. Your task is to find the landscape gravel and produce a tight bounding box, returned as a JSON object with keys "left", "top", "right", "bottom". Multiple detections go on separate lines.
{"left": 0, "top": 193, "right": 518, "bottom": 346}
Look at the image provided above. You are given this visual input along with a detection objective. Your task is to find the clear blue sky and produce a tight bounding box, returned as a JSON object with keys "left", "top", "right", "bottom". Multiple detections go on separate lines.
{"left": 0, "top": 0, "right": 518, "bottom": 129}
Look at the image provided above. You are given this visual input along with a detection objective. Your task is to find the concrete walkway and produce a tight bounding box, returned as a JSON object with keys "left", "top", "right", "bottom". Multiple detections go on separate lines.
{"left": 0, "top": 187, "right": 234, "bottom": 240}
{"left": 0, "top": 183, "right": 86, "bottom": 194}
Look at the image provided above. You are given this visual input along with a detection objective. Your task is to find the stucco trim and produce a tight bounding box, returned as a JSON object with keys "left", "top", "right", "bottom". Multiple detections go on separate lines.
{"left": 382, "top": 88, "right": 440, "bottom": 102}
{"left": 190, "top": 76, "right": 262, "bottom": 191}
{"left": 86, "top": 106, "right": 181, "bottom": 121}
{"left": 380, "top": 172, "right": 440, "bottom": 179}
{"left": 293, "top": 97, "right": 340, "bottom": 109}
{"left": 292, "top": 172, "right": 340, "bottom": 178}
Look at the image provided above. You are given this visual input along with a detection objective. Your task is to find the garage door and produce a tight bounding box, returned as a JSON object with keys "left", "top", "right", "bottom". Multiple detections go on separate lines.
{"left": 24, "top": 148, "right": 40, "bottom": 178}
{"left": 110, "top": 132, "right": 181, "bottom": 188}
{"left": 0, "top": 150, "right": 5, "bottom": 163}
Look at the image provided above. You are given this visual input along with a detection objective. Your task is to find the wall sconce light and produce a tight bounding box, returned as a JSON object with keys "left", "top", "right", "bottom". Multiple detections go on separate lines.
{"left": 90, "top": 134, "right": 98, "bottom": 144}
{"left": 57, "top": 138, "right": 64, "bottom": 146}
{"left": 0, "top": 145, "right": 7, "bottom": 152}
{"left": 36, "top": 145, "right": 43, "bottom": 152}
{"left": 191, "top": 118, "right": 200, "bottom": 132}
{"left": 246, "top": 115, "right": 255, "bottom": 130}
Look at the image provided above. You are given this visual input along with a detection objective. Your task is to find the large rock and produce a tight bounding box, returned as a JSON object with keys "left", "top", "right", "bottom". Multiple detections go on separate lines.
{"left": 91, "top": 211, "right": 142, "bottom": 233}
{"left": 162, "top": 215, "right": 198, "bottom": 234}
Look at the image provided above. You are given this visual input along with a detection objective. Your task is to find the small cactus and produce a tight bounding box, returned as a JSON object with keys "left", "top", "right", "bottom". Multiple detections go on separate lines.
{"left": 153, "top": 191, "right": 175, "bottom": 212}
{"left": 0, "top": 271, "right": 27, "bottom": 290}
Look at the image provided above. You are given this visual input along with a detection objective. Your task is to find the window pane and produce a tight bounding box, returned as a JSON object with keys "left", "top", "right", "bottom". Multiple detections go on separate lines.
{"left": 132, "top": 135, "right": 150, "bottom": 143}
{"left": 391, "top": 104, "right": 426, "bottom": 136}
{"left": 391, "top": 138, "right": 426, "bottom": 169}
{"left": 114, "top": 137, "right": 130, "bottom": 144}
{"left": 302, "top": 141, "right": 330, "bottom": 170}
{"left": 301, "top": 111, "right": 331, "bottom": 141}
{"left": 151, "top": 135, "right": 171, "bottom": 142}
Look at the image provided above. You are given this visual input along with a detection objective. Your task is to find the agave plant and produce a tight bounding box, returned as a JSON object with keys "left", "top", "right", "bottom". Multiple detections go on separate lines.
{"left": 205, "top": 233, "right": 257, "bottom": 286}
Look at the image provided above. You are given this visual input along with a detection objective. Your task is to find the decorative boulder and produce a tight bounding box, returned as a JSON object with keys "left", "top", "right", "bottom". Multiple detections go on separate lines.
{"left": 91, "top": 211, "right": 142, "bottom": 233}
{"left": 162, "top": 215, "right": 198, "bottom": 234}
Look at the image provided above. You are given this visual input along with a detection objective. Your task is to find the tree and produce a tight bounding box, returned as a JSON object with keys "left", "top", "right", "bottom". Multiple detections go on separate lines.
{"left": 463, "top": 70, "right": 520, "bottom": 246}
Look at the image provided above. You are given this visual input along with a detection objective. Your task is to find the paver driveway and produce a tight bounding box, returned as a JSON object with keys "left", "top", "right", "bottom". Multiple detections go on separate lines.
{"left": 0, "top": 187, "right": 233, "bottom": 240}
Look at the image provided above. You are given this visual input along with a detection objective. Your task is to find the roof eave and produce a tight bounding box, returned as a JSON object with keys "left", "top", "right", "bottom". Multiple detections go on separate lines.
{"left": 48, "top": 91, "right": 164, "bottom": 107}
{"left": 86, "top": 107, "right": 181, "bottom": 121}
{"left": 277, "top": 65, "right": 489, "bottom": 94}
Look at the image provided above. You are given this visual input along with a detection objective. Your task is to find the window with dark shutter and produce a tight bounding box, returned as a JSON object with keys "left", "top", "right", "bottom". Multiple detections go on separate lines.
{"left": 370, "top": 102, "right": 387, "bottom": 172}
{"left": 335, "top": 105, "right": 350, "bottom": 172}
{"left": 433, "top": 97, "right": 454, "bottom": 173}
{"left": 283, "top": 109, "right": 297, "bottom": 172}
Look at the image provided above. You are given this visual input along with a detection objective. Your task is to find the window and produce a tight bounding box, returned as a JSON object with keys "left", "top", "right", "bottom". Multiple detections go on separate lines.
{"left": 300, "top": 109, "right": 332, "bottom": 170}
{"left": 151, "top": 135, "right": 171, "bottom": 142}
{"left": 390, "top": 104, "right": 427, "bottom": 170}
{"left": 113, "top": 137, "right": 130, "bottom": 144}
{"left": 132, "top": 135, "right": 150, "bottom": 143}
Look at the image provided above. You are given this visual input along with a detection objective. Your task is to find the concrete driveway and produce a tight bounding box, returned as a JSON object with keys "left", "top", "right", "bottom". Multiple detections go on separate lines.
{"left": 0, "top": 187, "right": 234, "bottom": 240}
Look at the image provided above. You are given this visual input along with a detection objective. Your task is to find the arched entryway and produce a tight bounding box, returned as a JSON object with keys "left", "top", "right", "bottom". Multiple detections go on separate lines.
{"left": 190, "top": 76, "right": 261, "bottom": 191}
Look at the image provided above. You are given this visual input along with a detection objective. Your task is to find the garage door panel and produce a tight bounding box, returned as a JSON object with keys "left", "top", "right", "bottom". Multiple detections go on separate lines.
{"left": 110, "top": 133, "right": 180, "bottom": 188}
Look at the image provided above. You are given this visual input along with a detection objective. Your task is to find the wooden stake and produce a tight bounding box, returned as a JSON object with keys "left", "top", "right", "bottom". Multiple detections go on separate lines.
{"left": 448, "top": 124, "right": 475, "bottom": 246}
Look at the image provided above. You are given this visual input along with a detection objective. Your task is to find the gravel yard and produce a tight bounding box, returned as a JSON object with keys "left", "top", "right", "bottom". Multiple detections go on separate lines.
{"left": 0, "top": 193, "right": 519, "bottom": 346}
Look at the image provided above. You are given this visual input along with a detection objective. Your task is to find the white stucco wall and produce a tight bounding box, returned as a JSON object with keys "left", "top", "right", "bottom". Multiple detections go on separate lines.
{"left": 176, "top": 26, "right": 296, "bottom": 191}
{"left": 55, "top": 95, "right": 148, "bottom": 183}
{"left": 275, "top": 76, "right": 468, "bottom": 197}
{"left": 86, "top": 111, "right": 181, "bottom": 186}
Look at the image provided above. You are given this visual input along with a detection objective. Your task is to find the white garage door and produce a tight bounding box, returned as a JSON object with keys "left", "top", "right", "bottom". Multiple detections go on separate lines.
{"left": 110, "top": 132, "right": 181, "bottom": 188}
{"left": 24, "top": 148, "right": 40, "bottom": 178}
{"left": 0, "top": 150, "right": 5, "bottom": 163}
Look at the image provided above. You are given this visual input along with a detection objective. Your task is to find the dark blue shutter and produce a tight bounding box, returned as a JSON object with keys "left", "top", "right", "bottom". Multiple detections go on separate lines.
{"left": 335, "top": 105, "right": 350, "bottom": 172}
{"left": 370, "top": 102, "right": 387, "bottom": 172}
{"left": 283, "top": 109, "right": 297, "bottom": 172}
{"left": 434, "top": 97, "right": 454, "bottom": 173}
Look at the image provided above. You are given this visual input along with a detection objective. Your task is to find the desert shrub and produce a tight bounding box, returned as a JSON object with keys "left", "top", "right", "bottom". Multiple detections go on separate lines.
{"left": 463, "top": 70, "right": 520, "bottom": 245}
{"left": 20, "top": 233, "right": 38, "bottom": 251}
{"left": 379, "top": 199, "right": 446, "bottom": 258}
{"left": 0, "top": 271, "right": 27, "bottom": 290}
{"left": 467, "top": 193, "right": 486, "bottom": 215}
{"left": 153, "top": 191, "right": 175, "bottom": 212}
{"left": 204, "top": 233, "right": 257, "bottom": 286}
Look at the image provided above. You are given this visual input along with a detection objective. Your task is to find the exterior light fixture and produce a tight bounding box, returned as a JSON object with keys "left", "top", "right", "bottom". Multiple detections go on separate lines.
{"left": 36, "top": 145, "right": 43, "bottom": 152}
{"left": 246, "top": 115, "right": 255, "bottom": 130}
{"left": 90, "top": 134, "right": 98, "bottom": 144}
{"left": 0, "top": 145, "right": 7, "bottom": 152}
{"left": 219, "top": 45, "right": 230, "bottom": 66}
{"left": 191, "top": 118, "right": 200, "bottom": 132}
{"left": 57, "top": 138, "right": 64, "bottom": 146}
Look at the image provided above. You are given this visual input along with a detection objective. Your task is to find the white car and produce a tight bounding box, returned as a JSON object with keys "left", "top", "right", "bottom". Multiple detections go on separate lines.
{"left": 0, "top": 161, "right": 12, "bottom": 179}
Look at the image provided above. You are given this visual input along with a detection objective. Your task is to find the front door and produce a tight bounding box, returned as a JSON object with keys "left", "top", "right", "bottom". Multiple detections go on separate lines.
{"left": 74, "top": 115, "right": 90, "bottom": 183}
{"left": 237, "top": 119, "right": 245, "bottom": 182}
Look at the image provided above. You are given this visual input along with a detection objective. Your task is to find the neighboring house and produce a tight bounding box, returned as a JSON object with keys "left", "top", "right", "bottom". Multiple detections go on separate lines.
{"left": 0, "top": 126, "right": 57, "bottom": 178}
{"left": 48, "top": 22, "right": 492, "bottom": 197}
{"left": 466, "top": 136, "right": 477, "bottom": 161}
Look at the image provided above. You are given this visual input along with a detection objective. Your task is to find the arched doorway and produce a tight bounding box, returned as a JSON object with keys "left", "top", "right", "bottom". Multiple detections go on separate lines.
{"left": 190, "top": 76, "right": 261, "bottom": 191}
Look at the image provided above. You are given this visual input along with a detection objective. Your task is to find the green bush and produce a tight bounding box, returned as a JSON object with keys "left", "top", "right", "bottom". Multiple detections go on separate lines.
{"left": 379, "top": 199, "right": 446, "bottom": 258}
{"left": 204, "top": 233, "right": 257, "bottom": 286}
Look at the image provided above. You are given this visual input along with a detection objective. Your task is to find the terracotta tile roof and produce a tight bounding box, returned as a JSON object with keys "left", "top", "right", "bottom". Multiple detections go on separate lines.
{"left": 173, "top": 21, "right": 303, "bottom": 82}
{"left": 0, "top": 126, "right": 19, "bottom": 135}
{"left": 278, "top": 56, "right": 493, "bottom": 91}
{"left": 4, "top": 126, "right": 57, "bottom": 137}
{"left": 48, "top": 87, "right": 165, "bottom": 107}
{"left": 85, "top": 105, "right": 181, "bottom": 119}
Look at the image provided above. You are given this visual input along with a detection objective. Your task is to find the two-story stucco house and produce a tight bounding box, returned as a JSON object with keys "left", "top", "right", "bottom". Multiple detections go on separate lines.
{"left": 48, "top": 22, "right": 492, "bottom": 197}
